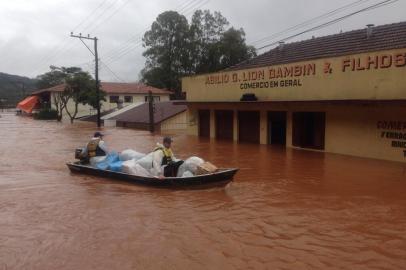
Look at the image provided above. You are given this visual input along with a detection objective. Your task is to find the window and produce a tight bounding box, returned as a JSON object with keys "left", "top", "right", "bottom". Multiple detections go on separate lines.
{"left": 109, "top": 95, "right": 119, "bottom": 103}
{"left": 124, "top": 96, "right": 133, "bottom": 103}
{"left": 144, "top": 96, "right": 160, "bottom": 102}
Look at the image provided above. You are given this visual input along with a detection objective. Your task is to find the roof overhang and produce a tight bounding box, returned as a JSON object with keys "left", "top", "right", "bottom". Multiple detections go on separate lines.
{"left": 175, "top": 99, "right": 406, "bottom": 106}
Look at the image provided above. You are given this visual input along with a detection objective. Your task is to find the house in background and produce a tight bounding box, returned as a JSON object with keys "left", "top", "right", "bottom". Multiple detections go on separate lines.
{"left": 32, "top": 82, "right": 171, "bottom": 119}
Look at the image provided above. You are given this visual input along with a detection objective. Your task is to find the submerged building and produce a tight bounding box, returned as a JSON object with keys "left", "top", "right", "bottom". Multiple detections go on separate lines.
{"left": 31, "top": 82, "right": 171, "bottom": 119}
{"left": 181, "top": 22, "right": 406, "bottom": 163}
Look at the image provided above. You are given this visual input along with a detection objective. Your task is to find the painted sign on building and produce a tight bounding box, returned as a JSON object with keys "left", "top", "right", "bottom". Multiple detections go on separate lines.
{"left": 377, "top": 121, "right": 406, "bottom": 158}
{"left": 183, "top": 49, "right": 406, "bottom": 102}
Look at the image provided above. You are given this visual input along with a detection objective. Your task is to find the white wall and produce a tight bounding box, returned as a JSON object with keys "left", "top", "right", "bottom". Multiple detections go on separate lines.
{"left": 50, "top": 92, "right": 170, "bottom": 119}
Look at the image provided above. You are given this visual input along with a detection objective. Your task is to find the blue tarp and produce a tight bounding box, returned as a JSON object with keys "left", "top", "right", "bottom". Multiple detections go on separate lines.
{"left": 96, "top": 152, "right": 121, "bottom": 171}
{"left": 109, "top": 161, "right": 123, "bottom": 172}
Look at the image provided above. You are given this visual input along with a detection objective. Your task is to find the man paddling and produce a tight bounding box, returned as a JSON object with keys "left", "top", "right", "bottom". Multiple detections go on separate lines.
{"left": 152, "top": 136, "right": 183, "bottom": 178}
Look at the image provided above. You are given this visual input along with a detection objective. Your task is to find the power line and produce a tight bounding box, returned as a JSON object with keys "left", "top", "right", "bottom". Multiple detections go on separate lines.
{"left": 183, "top": 0, "right": 210, "bottom": 17}
{"left": 100, "top": 61, "right": 126, "bottom": 82}
{"left": 251, "top": 0, "right": 373, "bottom": 46}
{"left": 78, "top": 37, "right": 96, "bottom": 56}
{"left": 71, "top": 0, "right": 110, "bottom": 32}
{"left": 87, "top": 0, "right": 133, "bottom": 34}
{"left": 30, "top": 0, "right": 114, "bottom": 77}
{"left": 179, "top": 0, "right": 202, "bottom": 13}
{"left": 256, "top": 0, "right": 400, "bottom": 51}
{"left": 102, "top": 0, "right": 210, "bottom": 65}
{"left": 101, "top": 0, "right": 204, "bottom": 61}
{"left": 29, "top": 0, "right": 124, "bottom": 78}
{"left": 176, "top": 0, "right": 198, "bottom": 11}
{"left": 79, "top": 0, "right": 121, "bottom": 32}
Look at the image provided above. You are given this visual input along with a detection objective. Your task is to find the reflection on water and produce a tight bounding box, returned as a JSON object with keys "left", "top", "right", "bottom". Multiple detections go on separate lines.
{"left": 1, "top": 114, "right": 406, "bottom": 269}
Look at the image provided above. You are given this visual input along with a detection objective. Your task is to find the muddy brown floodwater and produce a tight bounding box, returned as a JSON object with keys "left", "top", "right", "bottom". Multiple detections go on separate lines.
{"left": 1, "top": 114, "right": 406, "bottom": 270}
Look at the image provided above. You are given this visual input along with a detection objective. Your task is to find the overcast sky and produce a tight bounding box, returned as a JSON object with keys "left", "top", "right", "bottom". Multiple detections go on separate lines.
{"left": 0, "top": 0, "right": 405, "bottom": 82}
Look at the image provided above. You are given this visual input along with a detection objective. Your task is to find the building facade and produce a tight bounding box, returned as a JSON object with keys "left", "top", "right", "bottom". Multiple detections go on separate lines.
{"left": 181, "top": 22, "right": 406, "bottom": 163}
{"left": 34, "top": 82, "right": 171, "bottom": 119}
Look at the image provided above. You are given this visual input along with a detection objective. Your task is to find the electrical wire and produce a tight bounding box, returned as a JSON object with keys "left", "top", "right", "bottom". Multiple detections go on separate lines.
{"left": 30, "top": 0, "right": 115, "bottom": 77}
{"left": 79, "top": 0, "right": 121, "bottom": 32}
{"left": 79, "top": 38, "right": 96, "bottom": 56}
{"left": 71, "top": 0, "right": 110, "bottom": 32}
{"left": 256, "top": 0, "right": 400, "bottom": 51}
{"left": 87, "top": 0, "right": 133, "bottom": 34}
{"left": 101, "top": 0, "right": 207, "bottom": 61}
{"left": 30, "top": 0, "right": 123, "bottom": 77}
{"left": 251, "top": 0, "right": 373, "bottom": 46}
{"left": 102, "top": 0, "right": 210, "bottom": 65}
{"left": 100, "top": 61, "right": 126, "bottom": 82}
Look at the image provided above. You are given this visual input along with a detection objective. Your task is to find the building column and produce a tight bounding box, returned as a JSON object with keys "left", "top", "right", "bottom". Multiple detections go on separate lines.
{"left": 286, "top": 111, "right": 292, "bottom": 148}
{"left": 233, "top": 110, "right": 238, "bottom": 142}
{"left": 210, "top": 109, "right": 216, "bottom": 138}
{"left": 187, "top": 108, "right": 198, "bottom": 136}
{"left": 260, "top": 110, "right": 267, "bottom": 145}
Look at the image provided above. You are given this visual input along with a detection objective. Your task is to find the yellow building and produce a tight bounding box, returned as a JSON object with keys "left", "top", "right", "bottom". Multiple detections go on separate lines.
{"left": 181, "top": 22, "right": 406, "bottom": 163}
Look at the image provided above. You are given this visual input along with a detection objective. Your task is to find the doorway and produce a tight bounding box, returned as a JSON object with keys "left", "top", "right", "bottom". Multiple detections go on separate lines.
{"left": 238, "top": 111, "right": 260, "bottom": 143}
{"left": 292, "top": 112, "right": 325, "bottom": 150}
{"left": 215, "top": 110, "right": 233, "bottom": 140}
{"left": 198, "top": 110, "right": 210, "bottom": 137}
{"left": 268, "top": 111, "right": 287, "bottom": 146}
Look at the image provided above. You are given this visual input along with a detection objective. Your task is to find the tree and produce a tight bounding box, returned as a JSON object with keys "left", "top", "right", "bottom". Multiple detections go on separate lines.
{"left": 36, "top": 66, "right": 105, "bottom": 123}
{"left": 141, "top": 10, "right": 256, "bottom": 98}
{"left": 36, "top": 66, "right": 73, "bottom": 121}
{"left": 36, "top": 66, "right": 66, "bottom": 89}
{"left": 64, "top": 71, "right": 96, "bottom": 123}
{"left": 217, "top": 28, "right": 257, "bottom": 70}
{"left": 142, "top": 11, "right": 190, "bottom": 97}
{"left": 189, "top": 10, "right": 230, "bottom": 73}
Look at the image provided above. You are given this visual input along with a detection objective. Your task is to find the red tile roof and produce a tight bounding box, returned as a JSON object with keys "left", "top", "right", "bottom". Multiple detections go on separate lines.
{"left": 227, "top": 21, "right": 406, "bottom": 71}
{"left": 32, "top": 82, "right": 171, "bottom": 95}
{"left": 112, "top": 101, "right": 187, "bottom": 124}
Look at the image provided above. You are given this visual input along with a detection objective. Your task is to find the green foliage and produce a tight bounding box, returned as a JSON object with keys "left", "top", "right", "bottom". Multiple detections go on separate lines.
{"left": 141, "top": 10, "right": 256, "bottom": 98}
{"left": 64, "top": 71, "right": 106, "bottom": 109}
{"left": 36, "top": 66, "right": 83, "bottom": 89}
{"left": 33, "top": 108, "right": 58, "bottom": 120}
{"left": 217, "top": 27, "right": 257, "bottom": 69}
{"left": 142, "top": 11, "right": 190, "bottom": 96}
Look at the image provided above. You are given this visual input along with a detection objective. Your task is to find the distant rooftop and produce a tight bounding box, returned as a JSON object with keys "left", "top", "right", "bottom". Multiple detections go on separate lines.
{"left": 227, "top": 21, "right": 406, "bottom": 71}
{"left": 32, "top": 82, "right": 171, "bottom": 95}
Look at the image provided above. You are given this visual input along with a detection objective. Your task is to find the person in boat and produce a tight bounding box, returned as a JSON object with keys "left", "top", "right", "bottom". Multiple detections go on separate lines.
{"left": 86, "top": 131, "right": 109, "bottom": 165}
{"left": 151, "top": 136, "right": 184, "bottom": 178}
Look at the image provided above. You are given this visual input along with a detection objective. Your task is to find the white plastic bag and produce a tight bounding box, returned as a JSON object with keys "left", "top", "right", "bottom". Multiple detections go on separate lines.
{"left": 182, "top": 171, "right": 194, "bottom": 178}
{"left": 122, "top": 159, "right": 152, "bottom": 177}
{"left": 135, "top": 153, "right": 154, "bottom": 171}
{"left": 119, "top": 149, "right": 146, "bottom": 161}
{"left": 133, "top": 164, "right": 151, "bottom": 177}
{"left": 122, "top": 159, "right": 136, "bottom": 174}
{"left": 177, "top": 156, "right": 204, "bottom": 177}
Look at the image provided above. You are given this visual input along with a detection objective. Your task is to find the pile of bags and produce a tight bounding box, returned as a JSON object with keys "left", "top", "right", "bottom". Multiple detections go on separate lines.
{"left": 90, "top": 149, "right": 218, "bottom": 178}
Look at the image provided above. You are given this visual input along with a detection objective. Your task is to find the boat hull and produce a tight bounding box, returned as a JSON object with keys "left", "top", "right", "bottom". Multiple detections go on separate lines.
{"left": 67, "top": 162, "right": 238, "bottom": 188}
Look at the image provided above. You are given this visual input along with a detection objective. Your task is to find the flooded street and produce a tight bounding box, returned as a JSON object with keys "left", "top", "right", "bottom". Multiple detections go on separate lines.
{"left": 1, "top": 113, "right": 406, "bottom": 270}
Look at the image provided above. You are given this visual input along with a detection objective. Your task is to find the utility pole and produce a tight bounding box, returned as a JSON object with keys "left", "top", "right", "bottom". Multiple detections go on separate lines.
{"left": 148, "top": 91, "right": 155, "bottom": 133}
{"left": 70, "top": 32, "right": 101, "bottom": 128}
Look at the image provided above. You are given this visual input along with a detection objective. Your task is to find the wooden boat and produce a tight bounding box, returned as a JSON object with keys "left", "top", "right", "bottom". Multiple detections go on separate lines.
{"left": 67, "top": 162, "right": 238, "bottom": 188}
